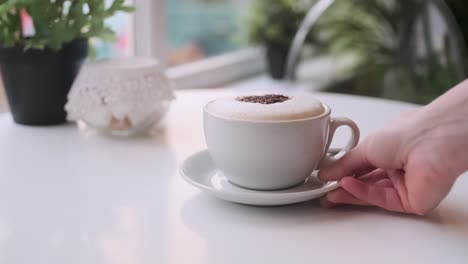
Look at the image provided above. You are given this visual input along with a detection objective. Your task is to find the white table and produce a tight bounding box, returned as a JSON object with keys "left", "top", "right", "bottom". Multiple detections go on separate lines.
{"left": 0, "top": 89, "right": 467, "bottom": 264}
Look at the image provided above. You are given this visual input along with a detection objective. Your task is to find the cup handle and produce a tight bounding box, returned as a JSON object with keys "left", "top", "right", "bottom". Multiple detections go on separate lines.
{"left": 317, "top": 117, "right": 360, "bottom": 170}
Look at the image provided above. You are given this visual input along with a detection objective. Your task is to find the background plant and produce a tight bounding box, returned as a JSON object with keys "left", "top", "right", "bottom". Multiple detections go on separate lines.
{"left": 0, "top": 0, "right": 133, "bottom": 50}
{"left": 445, "top": 0, "right": 468, "bottom": 61}
{"left": 246, "top": 0, "right": 317, "bottom": 48}
{"left": 314, "top": 0, "right": 463, "bottom": 104}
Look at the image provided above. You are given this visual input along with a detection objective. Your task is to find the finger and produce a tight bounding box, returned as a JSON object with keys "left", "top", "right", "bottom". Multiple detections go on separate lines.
{"left": 374, "top": 179, "right": 393, "bottom": 188}
{"left": 326, "top": 188, "right": 370, "bottom": 206}
{"left": 354, "top": 164, "right": 378, "bottom": 177}
{"left": 340, "top": 177, "right": 406, "bottom": 213}
{"left": 319, "top": 141, "right": 371, "bottom": 182}
{"left": 358, "top": 169, "right": 388, "bottom": 183}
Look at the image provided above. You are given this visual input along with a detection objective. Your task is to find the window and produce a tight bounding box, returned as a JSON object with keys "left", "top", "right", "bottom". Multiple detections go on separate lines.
{"left": 91, "top": 0, "right": 134, "bottom": 59}
{"left": 166, "top": 0, "right": 249, "bottom": 66}
{"left": 119, "top": 0, "right": 264, "bottom": 89}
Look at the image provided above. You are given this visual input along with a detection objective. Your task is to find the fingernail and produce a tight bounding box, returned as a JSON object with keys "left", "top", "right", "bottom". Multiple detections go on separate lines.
{"left": 339, "top": 177, "right": 353, "bottom": 188}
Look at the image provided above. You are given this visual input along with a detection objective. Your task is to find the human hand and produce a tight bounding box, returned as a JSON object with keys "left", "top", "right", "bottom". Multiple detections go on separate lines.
{"left": 319, "top": 81, "right": 468, "bottom": 215}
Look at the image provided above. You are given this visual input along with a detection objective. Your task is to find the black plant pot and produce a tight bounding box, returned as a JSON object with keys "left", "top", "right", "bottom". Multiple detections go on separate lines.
{"left": 266, "top": 44, "right": 289, "bottom": 80}
{"left": 0, "top": 39, "right": 88, "bottom": 125}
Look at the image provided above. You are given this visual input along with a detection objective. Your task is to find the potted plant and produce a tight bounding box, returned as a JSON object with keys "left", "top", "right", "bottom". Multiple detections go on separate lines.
{"left": 0, "top": 0, "right": 132, "bottom": 125}
{"left": 314, "top": 0, "right": 466, "bottom": 104}
{"left": 246, "top": 0, "right": 317, "bottom": 79}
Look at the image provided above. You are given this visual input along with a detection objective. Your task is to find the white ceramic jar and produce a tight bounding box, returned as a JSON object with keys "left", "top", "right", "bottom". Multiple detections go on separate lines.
{"left": 65, "top": 57, "right": 175, "bottom": 136}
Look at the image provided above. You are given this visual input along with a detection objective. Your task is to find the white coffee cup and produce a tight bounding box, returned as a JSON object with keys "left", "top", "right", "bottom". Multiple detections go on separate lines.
{"left": 204, "top": 96, "right": 360, "bottom": 190}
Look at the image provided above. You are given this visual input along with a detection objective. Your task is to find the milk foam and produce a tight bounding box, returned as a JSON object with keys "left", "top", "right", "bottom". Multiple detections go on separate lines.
{"left": 206, "top": 93, "right": 325, "bottom": 121}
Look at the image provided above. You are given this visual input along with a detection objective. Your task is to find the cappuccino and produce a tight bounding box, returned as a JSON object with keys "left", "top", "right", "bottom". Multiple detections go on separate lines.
{"left": 206, "top": 93, "right": 325, "bottom": 121}
{"left": 203, "top": 93, "right": 360, "bottom": 190}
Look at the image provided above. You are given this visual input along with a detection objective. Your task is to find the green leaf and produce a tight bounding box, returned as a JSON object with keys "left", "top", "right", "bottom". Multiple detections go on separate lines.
{"left": 0, "top": 0, "right": 133, "bottom": 50}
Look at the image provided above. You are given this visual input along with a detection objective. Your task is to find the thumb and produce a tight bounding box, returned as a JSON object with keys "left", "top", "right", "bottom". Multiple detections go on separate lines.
{"left": 319, "top": 127, "right": 406, "bottom": 182}
{"left": 318, "top": 140, "right": 372, "bottom": 182}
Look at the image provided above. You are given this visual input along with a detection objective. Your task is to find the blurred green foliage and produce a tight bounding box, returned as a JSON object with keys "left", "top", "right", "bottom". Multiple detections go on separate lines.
{"left": 0, "top": 0, "right": 133, "bottom": 51}
{"left": 246, "top": 0, "right": 317, "bottom": 48}
{"left": 245, "top": 0, "right": 466, "bottom": 104}
{"left": 445, "top": 0, "right": 468, "bottom": 51}
{"left": 314, "top": 0, "right": 462, "bottom": 104}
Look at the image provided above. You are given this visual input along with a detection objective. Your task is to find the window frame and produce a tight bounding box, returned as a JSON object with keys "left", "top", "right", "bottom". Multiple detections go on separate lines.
{"left": 132, "top": 0, "right": 265, "bottom": 89}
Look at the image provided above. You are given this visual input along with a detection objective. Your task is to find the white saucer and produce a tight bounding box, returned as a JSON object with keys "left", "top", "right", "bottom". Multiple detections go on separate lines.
{"left": 180, "top": 150, "right": 339, "bottom": 206}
